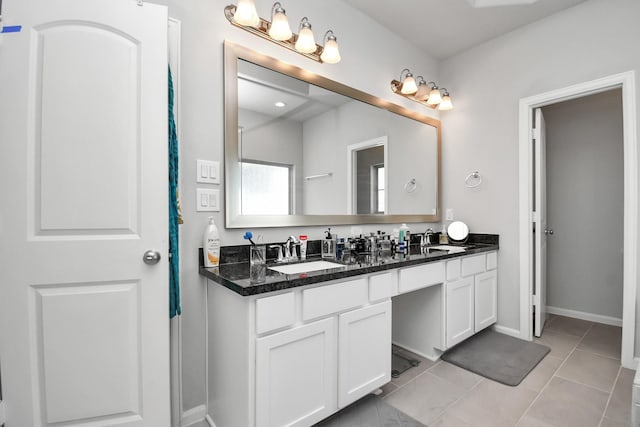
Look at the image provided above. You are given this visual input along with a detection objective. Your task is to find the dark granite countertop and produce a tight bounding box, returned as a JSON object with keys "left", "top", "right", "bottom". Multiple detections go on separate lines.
{"left": 200, "top": 234, "right": 499, "bottom": 296}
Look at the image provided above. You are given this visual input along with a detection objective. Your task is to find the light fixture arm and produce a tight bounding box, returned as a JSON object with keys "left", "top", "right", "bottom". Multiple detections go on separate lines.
{"left": 298, "top": 16, "right": 312, "bottom": 32}
{"left": 271, "top": 2, "right": 285, "bottom": 18}
{"left": 399, "top": 68, "right": 412, "bottom": 82}
{"left": 323, "top": 30, "right": 337, "bottom": 44}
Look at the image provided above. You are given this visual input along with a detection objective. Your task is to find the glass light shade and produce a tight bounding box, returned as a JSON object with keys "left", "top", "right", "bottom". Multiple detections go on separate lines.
{"left": 414, "top": 83, "right": 430, "bottom": 100}
{"left": 401, "top": 75, "right": 418, "bottom": 95}
{"left": 438, "top": 95, "right": 453, "bottom": 110}
{"left": 295, "top": 27, "right": 317, "bottom": 53}
{"left": 269, "top": 11, "right": 292, "bottom": 41}
{"left": 426, "top": 88, "right": 442, "bottom": 105}
{"left": 233, "top": 0, "right": 260, "bottom": 27}
{"left": 320, "top": 39, "right": 341, "bottom": 64}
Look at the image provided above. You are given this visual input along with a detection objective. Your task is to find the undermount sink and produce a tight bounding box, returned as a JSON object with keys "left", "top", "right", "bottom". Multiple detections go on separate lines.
{"left": 428, "top": 245, "right": 467, "bottom": 254}
{"left": 268, "top": 260, "right": 345, "bottom": 275}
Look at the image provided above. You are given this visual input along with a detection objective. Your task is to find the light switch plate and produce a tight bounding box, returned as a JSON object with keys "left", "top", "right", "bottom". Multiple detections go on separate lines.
{"left": 196, "top": 188, "right": 220, "bottom": 212}
{"left": 446, "top": 208, "right": 454, "bottom": 221}
{"left": 196, "top": 160, "right": 220, "bottom": 184}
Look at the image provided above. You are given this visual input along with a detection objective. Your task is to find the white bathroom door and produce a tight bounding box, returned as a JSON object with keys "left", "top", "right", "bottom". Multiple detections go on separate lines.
{"left": 534, "top": 108, "right": 548, "bottom": 337}
{"left": 0, "top": 0, "right": 170, "bottom": 425}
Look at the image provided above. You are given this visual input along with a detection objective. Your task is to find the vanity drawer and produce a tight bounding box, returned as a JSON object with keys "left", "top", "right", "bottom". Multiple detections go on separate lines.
{"left": 256, "top": 292, "right": 296, "bottom": 335}
{"left": 303, "top": 278, "right": 368, "bottom": 321}
{"left": 461, "top": 255, "right": 486, "bottom": 277}
{"left": 486, "top": 252, "right": 497, "bottom": 270}
{"left": 369, "top": 271, "right": 394, "bottom": 302}
{"left": 446, "top": 259, "right": 461, "bottom": 281}
{"left": 398, "top": 262, "right": 444, "bottom": 294}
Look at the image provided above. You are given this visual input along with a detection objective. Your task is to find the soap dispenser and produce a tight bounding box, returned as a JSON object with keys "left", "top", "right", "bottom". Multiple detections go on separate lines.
{"left": 322, "top": 227, "right": 336, "bottom": 259}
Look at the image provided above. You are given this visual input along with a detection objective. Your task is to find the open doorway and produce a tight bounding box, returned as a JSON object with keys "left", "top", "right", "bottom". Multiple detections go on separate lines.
{"left": 543, "top": 90, "right": 624, "bottom": 330}
{"left": 518, "top": 72, "right": 638, "bottom": 369}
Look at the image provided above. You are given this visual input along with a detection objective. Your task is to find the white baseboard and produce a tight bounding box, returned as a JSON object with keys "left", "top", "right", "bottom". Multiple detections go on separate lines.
{"left": 181, "top": 404, "right": 207, "bottom": 427}
{"left": 205, "top": 414, "right": 216, "bottom": 427}
{"left": 492, "top": 324, "right": 523, "bottom": 339}
{"left": 546, "top": 306, "right": 622, "bottom": 327}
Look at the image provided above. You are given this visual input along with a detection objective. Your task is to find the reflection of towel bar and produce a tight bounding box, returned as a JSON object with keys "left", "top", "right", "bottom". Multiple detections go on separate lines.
{"left": 305, "top": 173, "right": 333, "bottom": 180}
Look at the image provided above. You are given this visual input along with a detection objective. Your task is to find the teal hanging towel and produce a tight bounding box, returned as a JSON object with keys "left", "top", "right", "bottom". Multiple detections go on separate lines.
{"left": 169, "top": 66, "right": 182, "bottom": 318}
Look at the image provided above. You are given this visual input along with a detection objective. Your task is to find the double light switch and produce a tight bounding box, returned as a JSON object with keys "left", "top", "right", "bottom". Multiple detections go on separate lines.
{"left": 197, "top": 159, "right": 220, "bottom": 212}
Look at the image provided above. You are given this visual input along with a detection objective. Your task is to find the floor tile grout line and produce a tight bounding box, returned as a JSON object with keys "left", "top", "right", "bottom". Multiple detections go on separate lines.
{"left": 553, "top": 373, "right": 616, "bottom": 395}
{"left": 427, "top": 376, "right": 486, "bottom": 426}
{"left": 598, "top": 365, "right": 622, "bottom": 427}
{"left": 514, "top": 326, "right": 586, "bottom": 426}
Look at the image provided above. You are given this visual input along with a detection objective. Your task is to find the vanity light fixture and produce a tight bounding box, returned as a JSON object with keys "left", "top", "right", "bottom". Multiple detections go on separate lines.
{"left": 232, "top": 0, "right": 260, "bottom": 27}
{"left": 224, "top": 1, "right": 341, "bottom": 64}
{"left": 268, "top": 2, "right": 292, "bottom": 41}
{"left": 295, "top": 17, "right": 317, "bottom": 53}
{"left": 390, "top": 70, "right": 454, "bottom": 110}
{"left": 320, "top": 30, "right": 341, "bottom": 64}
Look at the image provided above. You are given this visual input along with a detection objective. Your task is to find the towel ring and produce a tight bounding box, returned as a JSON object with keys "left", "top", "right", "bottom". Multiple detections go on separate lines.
{"left": 405, "top": 178, "right": 417, "bottom": 193}
{"left": 465, "top": 171, "right": 482, "bottom": 188}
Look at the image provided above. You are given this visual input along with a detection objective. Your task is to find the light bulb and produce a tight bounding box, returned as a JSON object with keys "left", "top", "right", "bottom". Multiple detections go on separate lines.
{"left": 414, "top": 80, "right": 430, "bottom": 100}
{"left": 295, "top": 19, "right": 317, "bottom": 53}
{"left": 268, "top": 4, "right": 292, "bottom": 41}
{"left": 321, "top": 32, "right": 341, "bottom": 64}
{"left": 439, "top": 94, "right": 453, "bottom": 110}
{"left": 401, "top": 73, "right": 418, "bottom": 95}
{"left": 233, "top": 0, "right": 260, "bottom": 27}
{"left": 426, "top": 87, "right": 442, "bottom": 105}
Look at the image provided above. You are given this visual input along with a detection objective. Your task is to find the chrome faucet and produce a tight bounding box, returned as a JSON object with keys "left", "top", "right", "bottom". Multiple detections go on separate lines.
{"left": 284, "top": 235, "right": 299, "bottom": 261}
{"left": 421, "top": 228, "right": 434, "bottom": 249}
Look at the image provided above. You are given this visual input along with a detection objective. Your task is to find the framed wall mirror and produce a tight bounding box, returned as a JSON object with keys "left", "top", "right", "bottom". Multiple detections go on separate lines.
{"left": 224, "top": 41, "right": 441, "bottom": 228}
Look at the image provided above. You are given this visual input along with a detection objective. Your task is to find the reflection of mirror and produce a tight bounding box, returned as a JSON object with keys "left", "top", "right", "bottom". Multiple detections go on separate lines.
{"left": 224, "top": 41, "right": 441, "bottom": 228}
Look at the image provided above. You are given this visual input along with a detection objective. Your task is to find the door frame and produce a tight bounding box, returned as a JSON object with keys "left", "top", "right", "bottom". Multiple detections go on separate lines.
{"left": 518, "top": 71, "right": 638, "bottom": 368}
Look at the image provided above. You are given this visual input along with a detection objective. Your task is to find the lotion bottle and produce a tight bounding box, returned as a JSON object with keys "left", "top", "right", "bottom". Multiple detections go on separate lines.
{"left": 203, "top": 216, "right": 221, "bottom": 267}
{"left": 439, "top": 223, "right": 449, "bottom": 244}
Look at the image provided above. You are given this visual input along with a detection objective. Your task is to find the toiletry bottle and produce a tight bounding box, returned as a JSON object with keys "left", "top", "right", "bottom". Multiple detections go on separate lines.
{"left": 439, "top": 223, "right": 449, "bottom": 244}
{"left": 322, "top": 227, "right": 336, "bottom": 259}
{"left": 399, "top": 224, "right": 409, "bottom": 247}
{"left": 203, "top": 216, "right": 220, "bottom": 267}
{"left": 299, "top": 235, "right": 308, "bottom": 260}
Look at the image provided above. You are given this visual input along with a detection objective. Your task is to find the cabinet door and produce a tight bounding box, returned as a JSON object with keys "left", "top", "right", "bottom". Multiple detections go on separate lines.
{"left": 256, "top": 318, "right": 337, "bottom": 427}
{"left": 446, "top": 277, "right": 475, "bottom": 348}
{"left": 338, "top": 301, "right": 391, "bottom": 408}
{"left": 475, "top": 270, "right": 498, "bottom": 332}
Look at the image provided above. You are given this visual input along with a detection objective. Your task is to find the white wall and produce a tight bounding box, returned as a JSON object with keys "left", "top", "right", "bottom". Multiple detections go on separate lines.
{"left": 440, "top": 0, "right": 640, "bottom": 343}
{"left": 543, "top": 90, "right": 624, "bottom": 319}
{"left": 153, "top": 0, "right": 441, "bottom": 417}
{"left": 303, "top": 100, "right": 438, "bottom": 215}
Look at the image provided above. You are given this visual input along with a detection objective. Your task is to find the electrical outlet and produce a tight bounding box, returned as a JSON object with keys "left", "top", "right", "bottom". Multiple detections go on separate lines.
{"left": 446, "top": 208, "right": 454, "bottom": 221}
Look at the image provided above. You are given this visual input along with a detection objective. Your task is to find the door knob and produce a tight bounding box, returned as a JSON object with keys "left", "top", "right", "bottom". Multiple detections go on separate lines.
{"left": 143, "top": 250, "right": 161, "bottom": 265}
{"left": 544, "top": 229, "right": 554, "bottom": 235}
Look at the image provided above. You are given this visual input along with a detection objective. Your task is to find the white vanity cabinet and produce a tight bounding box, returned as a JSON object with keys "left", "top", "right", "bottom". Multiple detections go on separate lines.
{"left": 338, "top": 300, "right": 391, "bottom": 408}
{"left": 207, "top": 274, "right": 392, "bottom": 427}
{"left": 256, "top": 318, "right": 337, "bottom": 427}
{"left": 445, "top": 252, "right": 498, "bottom": 348}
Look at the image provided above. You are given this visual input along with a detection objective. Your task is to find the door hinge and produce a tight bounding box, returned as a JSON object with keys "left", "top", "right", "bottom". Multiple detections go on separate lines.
{"left": 531, "top": 211, "right": 539, "bottom": 222}
{"left": 531, "top": 127, "right": 540, "bottom": 142}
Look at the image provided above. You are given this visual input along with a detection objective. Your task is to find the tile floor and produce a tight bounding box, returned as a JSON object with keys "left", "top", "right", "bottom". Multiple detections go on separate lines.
{"left": 380, "top": 315, "right": 632, "bottom": 427}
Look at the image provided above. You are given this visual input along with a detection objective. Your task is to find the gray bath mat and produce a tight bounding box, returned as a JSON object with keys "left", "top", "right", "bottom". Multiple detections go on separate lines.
{"left": 441, "top": 329, "right": 550, "bottom": 386}
{"left": 314, "top": 394, "right": 425, "bottom": 427}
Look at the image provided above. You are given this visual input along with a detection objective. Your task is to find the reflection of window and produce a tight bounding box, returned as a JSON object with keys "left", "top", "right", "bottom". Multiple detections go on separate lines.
{"left": 373, "top": 165, "right": 385, "bottom": 214}
{"left": 241, "top": 161, "right": 292, "bottom": 215}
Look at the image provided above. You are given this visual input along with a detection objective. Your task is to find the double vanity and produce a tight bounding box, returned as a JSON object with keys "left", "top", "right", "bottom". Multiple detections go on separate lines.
{"left": 201, "top": 235, "right": 498, "bottom": 427}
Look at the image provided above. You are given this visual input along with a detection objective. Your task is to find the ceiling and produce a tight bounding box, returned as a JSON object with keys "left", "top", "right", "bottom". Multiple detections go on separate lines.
{"left": 341, "top": 0, "right": 588, "bottom": 59}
